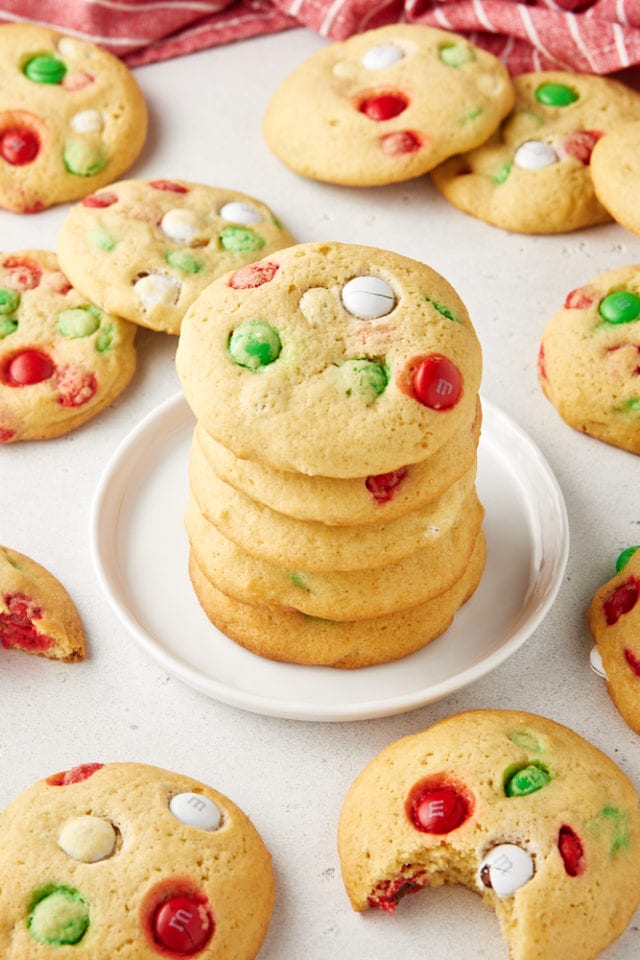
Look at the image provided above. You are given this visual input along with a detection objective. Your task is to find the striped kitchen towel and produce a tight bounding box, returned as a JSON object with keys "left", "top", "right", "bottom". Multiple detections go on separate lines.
{"left": 1, "top": 0, "right": 640, "bottom": 73}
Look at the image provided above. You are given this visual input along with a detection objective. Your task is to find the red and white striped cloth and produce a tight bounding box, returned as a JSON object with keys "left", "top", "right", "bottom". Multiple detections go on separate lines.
{"left": 2, "top": 0, "right": 640, "bottom": 74}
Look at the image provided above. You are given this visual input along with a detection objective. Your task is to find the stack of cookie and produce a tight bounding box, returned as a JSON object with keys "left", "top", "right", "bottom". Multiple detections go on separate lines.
{"left": 176, "top": 241, "right": 485, "bottom": 668}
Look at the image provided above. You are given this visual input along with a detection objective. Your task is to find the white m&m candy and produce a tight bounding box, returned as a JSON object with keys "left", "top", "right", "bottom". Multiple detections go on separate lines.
{"left": 478, "top": 843, "right": 535, "bottom": 897}
{"left": 219, "top": 201, "right": 263, "bottom": 225}
{"left": 169, "top": 792, "right": 222, "bottom": 831}
{"left": 341, "top": 275, "right": 395, "bottom": 319}
{"left": 133, "top": 272, "right": 181, "bottom": 308}
{"left": 361, "top": 43, "right": 404, "bottom": 70}
{"left": 514, "top": 140, "right": 559, "bottom": 170}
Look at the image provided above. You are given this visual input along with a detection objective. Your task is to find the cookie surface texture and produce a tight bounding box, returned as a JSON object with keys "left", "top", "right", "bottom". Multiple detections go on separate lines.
{"left": 58, "top": 178, "right": 296, "bottom": 335}
{"left": 184, "top": 491, "right": 484, "bottom": 620}
{"left": 431, "top": 71, "right": 640, "bottom": 234}
{"left": 188, "top": 533, "right": 485, "bottom": 668}
{"left": 176, "top": 241, "right": 483, "bottom": 477}
{"left": 338, "top": 709, "right": 640, "bottom": 960}
{"left": 588, "top": 546, "right": 640, "bottom": 734}
{"left": 0, "top": 24, "right": 147, "bottom": 213}
{"left": 194, "top": 396, "right": 480, "bottom": 525}
{"left": 189, "top": 433, "right": 477, "bottom": 570}
{"left": 263, "top": 23, "right": 514, "bottom": 186}
{"left": 0, "top": 761, "right": 274, "bottom": 959}
{"left": 538, "top": 264, "right": 640, "bottom": 453}
{"left": 590, "top": 120, "right": 640, "bottom": 235}
{"left": 0, "top": 545, "right": 85, "bottom": 661}
{"left": 0, "top": 249, "right": 136, "bottom": 442}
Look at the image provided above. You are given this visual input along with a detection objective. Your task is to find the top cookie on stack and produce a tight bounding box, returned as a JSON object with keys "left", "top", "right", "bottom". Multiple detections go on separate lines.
{"left": 263, "top": 24, "right": 514, "bottom": 186}
{"left": 177, "top": 241, "right": 482, "bottom": 477}
{"left": 176, "top": 242, "right": 485, "bottom": 668}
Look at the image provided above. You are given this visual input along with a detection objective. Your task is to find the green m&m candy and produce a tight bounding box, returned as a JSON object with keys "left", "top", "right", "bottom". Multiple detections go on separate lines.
{"left": 438, "top": 42, "right": 476, "bottom": 68}
{"left": 165, "top": 249, "right": 204, "bottom": 274}
{"left": 340, "top": 358, "right": 388, "bottom": 402}
{"left": 598, "top": 290, "right": 640, "bottom": 325}
{"left": 219, "top": 226, "right": 265, "bottom": 253}
{"left": 23, "top": 53, "right": 67, "bottom": 85}
{"left": 28, "top": 885, "right": 89, "bottom": 945}
{"left": 228, "top": 319, "right": 281, "bottom": 370}
{"left": 63, "top": 139, "right": 107, "bottom": 177}
{"left": 0, "top": 287, "right": 20, "bottom": 314}
{"left": 616, "top": 546, "right": 640, "bottom": 572}
{"left": 56, "top": 305, "right": 101, "bottom": 338}
{"left": 535, "top": 82, "right": 579, "bottom": 107}
{"left": 504, "top": 763, "right": 551, "bottom": 797}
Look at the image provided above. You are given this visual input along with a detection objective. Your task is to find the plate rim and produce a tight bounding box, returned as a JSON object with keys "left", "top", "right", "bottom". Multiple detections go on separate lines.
{"left": 90, "top": 391, "right": 569, "bottom": 722}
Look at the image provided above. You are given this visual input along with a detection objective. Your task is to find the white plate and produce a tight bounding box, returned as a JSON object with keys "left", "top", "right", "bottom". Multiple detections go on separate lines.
{"left": 90, "top": 392, "right": 568, "bottom": 722}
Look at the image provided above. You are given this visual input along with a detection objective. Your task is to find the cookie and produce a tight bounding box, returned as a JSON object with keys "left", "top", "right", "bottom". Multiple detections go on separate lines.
{"left": 188, "top": 531, "right": 485, "bottom": 668}
{"left": 538, "top": 264, "right": 640, "bottom": 454}
{"left": 590, "top": 120, "right": 640, "bottom": 235}
{"left": 58, "top": 179, "right": 296, "bottom": 335}
{"left": 176, "top": 241, "right": 483, "bottom": 477}
{"left": 431, "top": 71, "right": 640, "bottom": 234}
{"left": 189, "top": 432, "right": 477, "bottom": 570}
{"left": 338, "top": 709, "right": 640, "bottom": 960}
{"left": 193, "top": 396, "right": 481, "bottom": 526}
{"left": 185, "top": 491, "right": 484, "bottom": 620}
{"left": 588, "top": 546, "right": 640, "bottom": 735}
{"left": 0, "top": 761, "right": 274, "bottom": 959}
{"left": 0, "top": 24, "right": 147, "bottom": 213}
{"left": 263, "top": 24, "right": 514, "bottom": 186}
{"left": 0, "top": 250, "right": 136, "bottom": 443}
{"left": 0, "top": 546, "right": 85, "bottom": 661}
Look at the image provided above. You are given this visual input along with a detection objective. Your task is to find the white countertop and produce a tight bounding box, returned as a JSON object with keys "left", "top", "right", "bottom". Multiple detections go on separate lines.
{"left": 3, "top": 26, "right": 640, "bottom": 959}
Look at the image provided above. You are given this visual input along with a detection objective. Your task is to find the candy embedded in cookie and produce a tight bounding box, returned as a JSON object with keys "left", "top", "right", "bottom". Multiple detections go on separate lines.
{"left": 0, "top": 545, "right": 85, "bottom": 661}
{"left": 0, "top": 24, "right": 147, "bottom": 212}
{"left": 431, "top": 71, "right": 640, "bottom": 234}
{"left": 538, "top": 264, "right": 640, "bottom": 454}
{"left": 338, "top": 710, "right": 640, "bottom": 960}
{"left": 57, "top": 179, "right": 296, "bottom": 335}
{"left": 0, "top": 762, "right": 274, "bottom": 959}
{"left": 262, "top": 23, "right": 514, "bottom": 186}
{"left": 176, "top": 241, "right": 482, "bottom": 477}
{"left": 588, "top": 546, "right": 640, "bottom": 734}
{"left": 0, "top": 249, "right": 136, "bottom": 441}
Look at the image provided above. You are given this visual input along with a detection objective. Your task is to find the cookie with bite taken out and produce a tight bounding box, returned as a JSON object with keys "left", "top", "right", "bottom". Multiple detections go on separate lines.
{"left": 0, "top": 545, "right": 85, "bottom": 661}
{"left": 0, "top": 762, "right": 274, "bottom": 959}
{"left": 338, "top": 709, "right": 640, "bottom": 960}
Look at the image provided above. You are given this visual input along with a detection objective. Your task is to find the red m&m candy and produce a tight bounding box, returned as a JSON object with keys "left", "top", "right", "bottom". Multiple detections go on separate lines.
{"left": 2, "top": 349, "right": 54, "bottom": 386}
{"left": 411, "top": 354, "right": 463, "bottom": 409}
{"left": 359, "top": 92, "right": 409, "bottom": 121}
{"left": 229, "top": 261, "right": 279, "bottom": 290}
{"left": 47, "top": 763, "right": 104, "bottom": 786}
{"left": 603, "top": 578, "right": 639, "bottom": 625}
{"left": 407, "top": 780, "right": 472, "bottom": 834}
{"left": 558, "top": 825, "right": 584, "bottom": 877}
{"left": 152, "top": 894, "right": 213, "bottom": 954}
{"left": 380, "top": 130, "right": 422, "bottom": 155}
{"left": 0, "top": 126, "right": 39, "bottom": 165}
